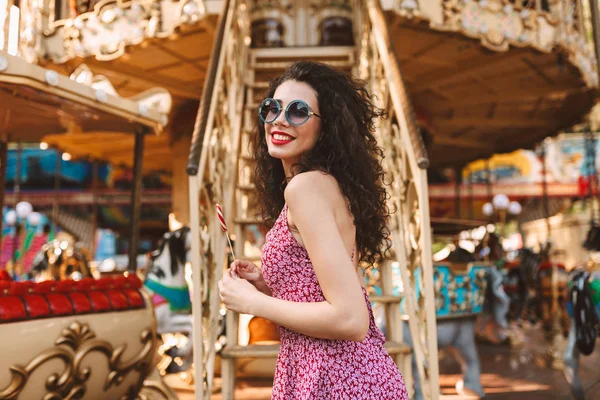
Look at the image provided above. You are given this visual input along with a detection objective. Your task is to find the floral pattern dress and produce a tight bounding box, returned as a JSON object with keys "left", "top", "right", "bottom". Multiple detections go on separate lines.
{"left": 261, "top": 204, "right": 409, "bottom": 400}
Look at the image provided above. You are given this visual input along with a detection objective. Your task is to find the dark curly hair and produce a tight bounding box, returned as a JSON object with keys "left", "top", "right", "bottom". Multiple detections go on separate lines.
{"left": 251, "top": 61, "right": 391, "bottom": 265}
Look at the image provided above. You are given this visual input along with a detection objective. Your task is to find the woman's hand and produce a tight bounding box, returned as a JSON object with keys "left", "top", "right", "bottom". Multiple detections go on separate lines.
{"left": 230, "top": 260, "right": 272, "bottom": 296}
{"left": 218, "top": 270, "right": 262, "bottom": 314}
{"left": 230, "top": 259, "right": 261, "bottom": 282}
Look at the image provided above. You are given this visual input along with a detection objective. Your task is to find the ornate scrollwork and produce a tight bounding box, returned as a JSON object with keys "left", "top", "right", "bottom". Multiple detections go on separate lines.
{"left": 136, "top": 378, "right": 177, "bottom": 400}
{"left": 394, "top": 0, "right": 598, "bottom": 87}
{"left": 43, "top": 0, "right": 207, "bottom": 63}
{"left": 0, "top": 321, "right": 155, "bottom": 399}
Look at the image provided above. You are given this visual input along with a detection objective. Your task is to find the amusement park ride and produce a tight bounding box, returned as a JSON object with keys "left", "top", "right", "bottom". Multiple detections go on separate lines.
{"left": 1, "top": 0, "right": 599, "bottom": 399}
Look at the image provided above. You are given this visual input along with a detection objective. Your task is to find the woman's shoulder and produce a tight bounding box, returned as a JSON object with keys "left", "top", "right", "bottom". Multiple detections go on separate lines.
{"left": 284, "top": 171, "right": 340, "bottom": 203}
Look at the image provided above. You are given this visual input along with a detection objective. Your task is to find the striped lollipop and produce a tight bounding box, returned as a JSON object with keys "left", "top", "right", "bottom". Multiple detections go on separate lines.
{"left": 216, "top": 204, "right": 228, "bottom": 232}
{"left": 215, "top": 204, "right": 237, "bottom": 268}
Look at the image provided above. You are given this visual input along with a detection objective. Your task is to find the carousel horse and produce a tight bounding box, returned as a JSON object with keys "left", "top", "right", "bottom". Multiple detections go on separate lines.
{"left": 30, "top": 240, "right": 93, "bottom": 281}
{"left": 502, "top": 247, "right": 542, "bottom": 323}
{"left": 563, "top": 270, "right": 600, "bottom": 400}
{"left": 144, "top": 226, "right": 195, "bottom": 369}
{"left": 503, "top": 245, "right": 570, "bottom": 337}
{"left": 409, "top": 265, "right": 509, "bottom": 399}
{"left": 417, "top": 235, "right": 508, "bottom": 398}
{"left": 373, "top": 259, "right": 510, "bottom": 400}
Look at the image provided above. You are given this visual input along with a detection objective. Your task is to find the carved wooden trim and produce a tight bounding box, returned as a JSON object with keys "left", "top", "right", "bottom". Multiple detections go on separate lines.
{"left": 0, "top": 321, "right": 155, "bottom": 399}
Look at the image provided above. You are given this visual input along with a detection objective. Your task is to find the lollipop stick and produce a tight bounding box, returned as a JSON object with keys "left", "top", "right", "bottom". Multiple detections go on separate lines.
{"left": 216, "top": 204, "right": 239, "bottom": 278}
{"left": 225, "top": 234, "right": 239, "bottom": 278}
{"left": 225, "top": 233, "right": 236, "bottom": 260}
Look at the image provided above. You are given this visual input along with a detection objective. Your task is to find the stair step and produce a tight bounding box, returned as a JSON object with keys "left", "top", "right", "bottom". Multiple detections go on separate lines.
{"left": 238, "top": 184, "right": 255, "bottom": 192}
{"left": 246, "top": 81, "right": 269, "bottom": 90}
{"left": 221, "top": 340, "right": 410, "bottom": 359}
{"left": 385, "top": 340, "right": 412, "bottom": 355}
{"left": 251, "top": 46, "right": 355, "bottom": 63}
{"left": 370, "top": 294, "right": 405, "bottom": 304}
{"left": 234, "top": 218, "right": 264, "bottom": 225}
{"left": 251, "top": 60, "right": 354, "bottom": 71}
{"left": 221, "top": 343, "right": 280, "bottom": 359}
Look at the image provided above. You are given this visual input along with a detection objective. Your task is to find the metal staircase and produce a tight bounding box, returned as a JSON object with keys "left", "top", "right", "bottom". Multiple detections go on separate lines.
{"left": 186, "top": 1, "right": 438, "bottom": 399}
{"left": 48, "top": 208, "right": 95, "bottom": 251}
{"left": 219, "top": 46, "right": 413, "bottom": 399}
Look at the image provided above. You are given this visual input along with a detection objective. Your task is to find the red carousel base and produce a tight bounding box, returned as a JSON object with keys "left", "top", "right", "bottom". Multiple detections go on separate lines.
{"left": 0, "top": 275, "right": 145, "bottom": 323}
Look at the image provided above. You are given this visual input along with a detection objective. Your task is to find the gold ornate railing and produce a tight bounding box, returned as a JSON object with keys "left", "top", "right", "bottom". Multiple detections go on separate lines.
{"left": 355, "top": 0, "right": 439, "bottom": 398}
{"left": 186, "top": 0, "right": 249, "bottom": 398}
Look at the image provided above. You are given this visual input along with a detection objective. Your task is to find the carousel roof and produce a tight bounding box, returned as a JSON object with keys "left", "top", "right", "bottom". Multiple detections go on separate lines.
{"left": 0, "top": 54, "right": 171, "bottom": 171}
{"left": 31, "top": 0, "right": 600, "bottom": 170}
{"left": 0, "top": 54, "right": 167, "bottom": 135}
{"left": 390, "top": 9, "right": 598, "bottom": 167}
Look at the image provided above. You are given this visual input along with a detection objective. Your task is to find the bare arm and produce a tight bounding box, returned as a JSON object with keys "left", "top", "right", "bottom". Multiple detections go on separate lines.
{"left": 242, "top": 172, "right": 369, "bottom": 341}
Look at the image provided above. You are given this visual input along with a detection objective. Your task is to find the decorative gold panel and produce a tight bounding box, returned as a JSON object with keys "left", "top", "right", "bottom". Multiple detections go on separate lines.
{"left": 0, "top": 321, "right": 155, "bottom": 399}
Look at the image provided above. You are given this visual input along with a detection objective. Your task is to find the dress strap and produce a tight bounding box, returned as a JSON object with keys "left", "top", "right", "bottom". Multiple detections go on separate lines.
{"left": 351, "top": 244, "right": 356, "bottom": 263}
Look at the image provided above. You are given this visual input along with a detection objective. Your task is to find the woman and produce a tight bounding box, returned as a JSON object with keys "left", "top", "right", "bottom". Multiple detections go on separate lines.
{"left": 218, "top": 61, "right": 408, "bottom": 399}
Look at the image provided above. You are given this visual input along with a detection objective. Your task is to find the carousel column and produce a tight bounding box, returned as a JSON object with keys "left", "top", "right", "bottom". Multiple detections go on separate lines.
{"left": 542, "top": 142, "right": 564, "bottom": 369}
{"left": 467, "top": 168, "right": 474, "bottom": 220}
{"left": 12, "top": 142, "right": 22, "bottom": 268}
{"left": 486, "top": 159, "right": 493, "bottom": 204}
{"left": 171, "top": 135, "right": 191, "bottom": 227}
{"left": 0, "top": 139, "right": 6, "bottom": 247}
{"left": 454, "top": 166, "right": 462, "bottom": 219}
{"left": 128, "top": 127, "right": 146, "bottom": 273}
{"left": 52, "top": 149, "right": 61, "bottom": 236}
{"left": 91, "top": 160, "right": 98, "bottom": 256}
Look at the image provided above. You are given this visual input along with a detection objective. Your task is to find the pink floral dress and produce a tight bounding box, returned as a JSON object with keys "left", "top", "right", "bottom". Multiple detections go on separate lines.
{"left": 261, "top": 204, "right": 409, "bottom": 399}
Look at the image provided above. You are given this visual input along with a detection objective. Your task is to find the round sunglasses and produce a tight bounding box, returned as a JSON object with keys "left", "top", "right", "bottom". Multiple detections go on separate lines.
{"left": 258, "top": 98, "right": 321, "bottom": 126}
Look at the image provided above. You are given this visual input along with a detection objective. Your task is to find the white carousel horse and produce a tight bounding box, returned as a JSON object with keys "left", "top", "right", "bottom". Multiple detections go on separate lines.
{"left": 144, "top": 226, "right": 195, "bottom": 362}
{"left": 563, "top": 270, "right": 600, "bottom": 400}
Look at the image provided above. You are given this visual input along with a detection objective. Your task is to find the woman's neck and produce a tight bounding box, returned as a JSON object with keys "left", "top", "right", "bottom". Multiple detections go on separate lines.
{"left": 281, "top": 160, "right": 295, "bottom": 183}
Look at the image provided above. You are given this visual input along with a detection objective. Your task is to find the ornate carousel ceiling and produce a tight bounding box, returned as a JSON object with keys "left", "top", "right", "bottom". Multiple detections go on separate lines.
{"left": 29, "top": 0, "right": 216, "bottom": 171}
{"left": 0, "top": 54, "right": 169, "bottom": 174}
{"left": 391, "top": 11, "right": 598, "bottom": 167}
{"left": 25, "top": 0, "right": 600, "bottom": 170}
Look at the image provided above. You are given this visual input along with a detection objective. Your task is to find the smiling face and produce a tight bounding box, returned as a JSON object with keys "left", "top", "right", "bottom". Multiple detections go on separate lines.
{"left": 264, "top": 80, "right": 322, "bottom": 175}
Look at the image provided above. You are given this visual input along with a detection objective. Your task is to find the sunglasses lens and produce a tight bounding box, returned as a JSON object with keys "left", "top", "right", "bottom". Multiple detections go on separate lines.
{"left": 259, "top": 99, "right": 279, "bottom": 123}
{"left": 287, "top": 100, "right": 310, "bottom": 125}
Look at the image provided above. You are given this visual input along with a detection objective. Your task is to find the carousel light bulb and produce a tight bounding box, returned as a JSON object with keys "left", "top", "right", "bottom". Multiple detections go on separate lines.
{"left": 492, "top": 193, "right": 510, "bottom": 210}
{"left": 39, "top": 142, "right": 49, "bottom": 150}
{"left": 100, "top": 8, "right": 116, "bottom": 24}
{"left": 482, "top": 202, "right": 494, "bottom": 216}
{"left": 4, "top": 210, "right": 17, "bottom": 226}
{"left": 62, "top": 152, "right": 72, "bottom": 161}
{"left": 508, "top": 201, "right": 522, "bottom": 215}
{"left": 183, "top": 1, "right": 199, "bottom": 16}
{"left": 16, "top": 201, "right": 33, "bottom": 219}
{"left": 27, "top": 212, "right": 42, "bottom": 226}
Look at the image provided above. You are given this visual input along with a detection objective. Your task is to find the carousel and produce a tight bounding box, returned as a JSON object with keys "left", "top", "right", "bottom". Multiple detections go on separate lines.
{"left": 0, "top": 45, "right": 176, "bottom": 398}
{"left": 1, "top": 0, "right": 599, "bottom": 398}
